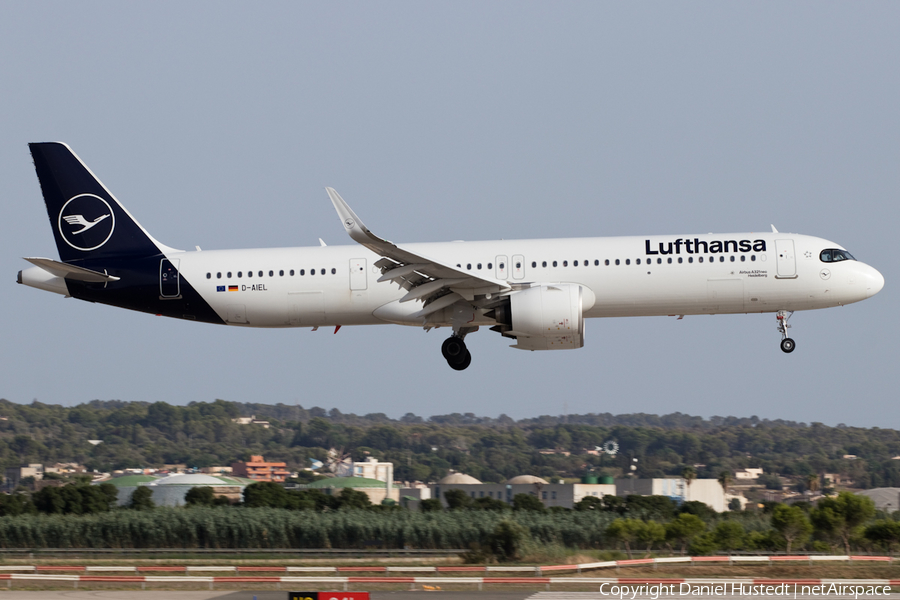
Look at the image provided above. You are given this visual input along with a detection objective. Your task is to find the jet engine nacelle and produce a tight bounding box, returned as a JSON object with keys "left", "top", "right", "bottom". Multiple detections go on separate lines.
{"left": 507, "top": 283, "right": 594, "bottom": 351}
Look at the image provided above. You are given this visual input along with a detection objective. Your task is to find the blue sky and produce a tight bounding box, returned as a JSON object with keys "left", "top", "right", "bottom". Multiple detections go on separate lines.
{"left": 1, "top": 3, "right": 896, "bottom": 426}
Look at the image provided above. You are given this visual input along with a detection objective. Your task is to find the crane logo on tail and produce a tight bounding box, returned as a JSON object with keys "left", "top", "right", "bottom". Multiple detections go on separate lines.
{"left": 58, "top": 194, "right": 115, "bottom": 251}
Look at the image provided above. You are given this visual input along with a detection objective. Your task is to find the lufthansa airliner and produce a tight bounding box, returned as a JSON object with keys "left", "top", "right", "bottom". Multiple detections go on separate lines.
{"left": 18, "top": 143, "right": 884, "bottom": 370}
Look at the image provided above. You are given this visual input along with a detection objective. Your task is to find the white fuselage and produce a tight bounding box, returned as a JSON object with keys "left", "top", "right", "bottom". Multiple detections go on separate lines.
{"left": 170, "top": 232, "right": 883, "bottom": 329}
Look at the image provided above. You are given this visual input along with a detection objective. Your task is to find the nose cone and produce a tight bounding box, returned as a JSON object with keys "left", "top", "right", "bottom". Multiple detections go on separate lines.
{"left": 864, "top": 264, "right": 885, "bottom": 298}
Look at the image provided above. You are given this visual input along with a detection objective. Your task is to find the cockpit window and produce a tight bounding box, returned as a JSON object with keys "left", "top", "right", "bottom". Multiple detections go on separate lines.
{"left": 820, "top": 249, "right": 856, "bottom": 263}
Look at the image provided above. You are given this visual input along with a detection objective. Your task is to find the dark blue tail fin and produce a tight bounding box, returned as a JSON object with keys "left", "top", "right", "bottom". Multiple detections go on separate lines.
{"left": 29, "top": 142, "right": 168, "bottom": 264}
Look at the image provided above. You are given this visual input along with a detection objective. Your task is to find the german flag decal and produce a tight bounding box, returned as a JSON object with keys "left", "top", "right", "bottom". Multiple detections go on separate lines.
{"left": 228, "top": 285, "right": 239, "bottom": 292}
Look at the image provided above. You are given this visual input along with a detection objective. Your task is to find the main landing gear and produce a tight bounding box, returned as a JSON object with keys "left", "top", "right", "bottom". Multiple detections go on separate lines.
{"left": 441, "top": 336, "right": 471, "bottom": 370}
{"left": 776, "top": 310, "right": 796, "bottom": 354}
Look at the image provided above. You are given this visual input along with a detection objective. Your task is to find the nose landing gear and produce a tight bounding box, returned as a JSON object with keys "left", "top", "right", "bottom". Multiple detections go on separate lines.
{"left": 776, "top": 310, "right": 796, "bottom": 353}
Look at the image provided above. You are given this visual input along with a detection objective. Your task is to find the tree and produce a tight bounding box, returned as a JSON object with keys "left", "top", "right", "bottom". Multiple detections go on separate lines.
{"left": 864, "top": 520, "right": 900, "bottom": 554}
{"left": 443, "top": 489, "right": 472, "bottom": 510}
{"left": 243, "top": 482, "right": 290, "bottom": 508}
{"left": 771, "top": 504, "right": 812, "bottom": 553}
{"left": 336, "top": 488, "right": 372, "bottom": 510}
{"left": 512, "top": 493, "right": 545, "bottom": 512}
{"left": 32, "top": 487, "right": 65, "bottom": 514}
{"left": 811, "top": 492, "right": 876, "bottom": 554}
{"left": 728, "top": 498, "right": 742, "bottom": 512}
{"left": 472, "top": 496, "right": 507, "bottom": 511}
{"left": 682, "top": 466, "right": 697, "bottom": 501}
{"left": 718, "top": 471, "right": 732, "bottom": 495}
{"left": 574, "top": 496, "right": 603, "bottom": 511}
{"left": 420, "top": 498, "right": 443, "bottom": 512}
{"left": 185, "top": 486, "right": 215, "bottom": 506}
{"left": 805, "top": 474, "right": 820, "bottom": 494}
{"left": 606, "top": 518, "right": 642, "bottom": 558}
{"left": 0, "top": 493, "right": 35, "bottom": 516}
{"left": 679, "top": 500, "right": 716, "bottom": 520}
{"left": 129, "top": 486, "right": 155, "bottom": 510}
{"left": 665, "top": 513, "right": 705, "bottom": 555}
{"left": 712, "top": 521, "right": 746, "bottom": 552}
{"left": 636, "top": 520, "right": 666, "bottom": 555}
{"left": 486, "top": 519, "right": 530, "bottom": 562}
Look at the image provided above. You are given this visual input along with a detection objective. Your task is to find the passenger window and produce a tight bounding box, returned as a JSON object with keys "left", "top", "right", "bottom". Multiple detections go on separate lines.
{"left": 531, "top": 262, "right": 536, "bottom": 268}
{"left": 321, "top": 269, "right": 325, "bottom": 275}
{"left": 719, "top": 256, "right": 725, "bottom": 262}
{"left": 563, "top": 260, "right": 568, "bottom": 267}
{"left": 487, "top": 263, "right": 492, "bottom": 269}
{"left": 247, "top": 271, "right": 253, "bottom": 278}
{"left": 259, "top": 271, "right": 263, "bottom": 277}
{"left": 667, "top": 257, "right": 672, "bottom": 264}
{"left": 516, "top": 262, "right": 521, "bottom": 269}
{"left": 542, "top": 261, "right": 547, "bottom": 267}
{"left": 217, "top": 272, "right": 222, "bottom": 279}
{"left": 477, "top": 263, "right": 482, "bottom": 270}
{"left": 615, "top": 259, "right": 620, "bottom": 265}
{"left": 500, "top": 263, "right": 505, "bottom": 269}
{"left": 269, "top": 270, "right": 274, "bottom": 277}
{"left": 751, "top": 255, "right": 756, "bottom": 262}
{"left": 740, "top": 256, "right": 746, "bottom": 262}
{"left": 227, "top": 272, "right": 232, "bottom": 278}
{"left": 300, "top": 269, "right": 305, "bottom": 275}
{"left": 553, "top": 261, "right": 558, "bottom": 267}
{"left": 688, "top": 257, "right": 693, "bottom": 264}
{"left": 678, "top": 257, "right": 683, "bottom": 264}
{"left": 238, "top": 271, "right": 243, "bottom": 278}
{"left": 467, "top": 264, "right": 472, "bottom": 270}
{"left": 657, "top": 258, "right": 662, "bottom": 264}
{"left": 290, "top": 269, "right": 295, "bottom": 276}
{"left": 605, "top": 259, "right": 609, "bottom": 266}
{"left": 279, "top": 270, "right": 284, "bottom": 276}
{"left": 625, "top": 259, "right": 630, "bottom": 265}
{"left": 698, "top": 257, "right": 703, "bottom": 263}
{"left": 310, "top": 269, "right": 315, "bottom": 276}
{"left": 206, "top": 273, "right": 211, "bottom": 279}
{"left": 574, "top": 260, "right": 579, "bottom": 266}
{"left": 730, "top": 256, "right": 735, "bottom": 262}
{"left": 584, "top": 260, "right": 589, "bottom": 266}
{"left": 594, "top": 260, "right": 599, "bottom": 266}
{"left": 636, "top": 258, "right": 641, "bottom": 265}
{"left": 331, "top": 268, "right": 336, "bottom": 274}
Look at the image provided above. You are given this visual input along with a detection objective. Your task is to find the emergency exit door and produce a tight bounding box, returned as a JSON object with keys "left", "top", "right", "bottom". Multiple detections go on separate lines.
{"left": 350, "top": 258, "right": 367, "bottom": 290}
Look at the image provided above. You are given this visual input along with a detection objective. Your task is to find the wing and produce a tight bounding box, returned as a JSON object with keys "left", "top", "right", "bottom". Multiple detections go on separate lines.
{"left": 326, "top": 188, "right": 512, "bottom": 320}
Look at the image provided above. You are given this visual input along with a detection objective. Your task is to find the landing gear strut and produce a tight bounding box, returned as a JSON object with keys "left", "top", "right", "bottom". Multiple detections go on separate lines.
{"left": 776, "top": 310, "right": 796, "bottom": 353}
{"left": 441, "top": 336, "right": 471, "bottom": 370}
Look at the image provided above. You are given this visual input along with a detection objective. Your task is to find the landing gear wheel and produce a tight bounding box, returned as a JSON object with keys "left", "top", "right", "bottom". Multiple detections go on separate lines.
{"left": 780, "top": 338, "right": 796, "bottom": 353}
{"left": 448, "top": 350, "right": 472, "bottom": 371}
{"left": 441, "top": 337, "right": 466, "bottom": 362}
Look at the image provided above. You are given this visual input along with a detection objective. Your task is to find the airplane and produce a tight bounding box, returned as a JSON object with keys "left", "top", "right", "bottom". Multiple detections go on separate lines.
{"left": 18, "top": 142, "right": 884, "bottom": 370}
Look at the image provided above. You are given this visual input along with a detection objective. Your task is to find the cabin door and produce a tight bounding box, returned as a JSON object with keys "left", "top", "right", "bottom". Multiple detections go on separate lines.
{"left": 160, "top": 259, "right": 180, "bottom": 298}
{"left": 775, "top": 239, "right": 797, "bottom": 279}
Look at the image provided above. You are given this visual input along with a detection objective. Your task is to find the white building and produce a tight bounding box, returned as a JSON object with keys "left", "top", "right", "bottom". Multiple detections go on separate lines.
{"left": 615, "top": 478, "right": 732, "bottom": 512}
{"left": 735, "top": 468, "right": 764, "bottom": 480}
{"left": 431, "top": 473, "right": 616, "bottom": 509}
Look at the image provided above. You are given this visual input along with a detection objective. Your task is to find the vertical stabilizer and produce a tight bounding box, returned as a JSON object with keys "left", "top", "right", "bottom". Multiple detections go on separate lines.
{"left": 29, "top": 142, "right": 174, "bottom": 264}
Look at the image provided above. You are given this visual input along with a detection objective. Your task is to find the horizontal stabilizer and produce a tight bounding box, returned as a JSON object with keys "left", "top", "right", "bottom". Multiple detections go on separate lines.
{"left": 24, "top": 257, "right": 120, "bottom": 282}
